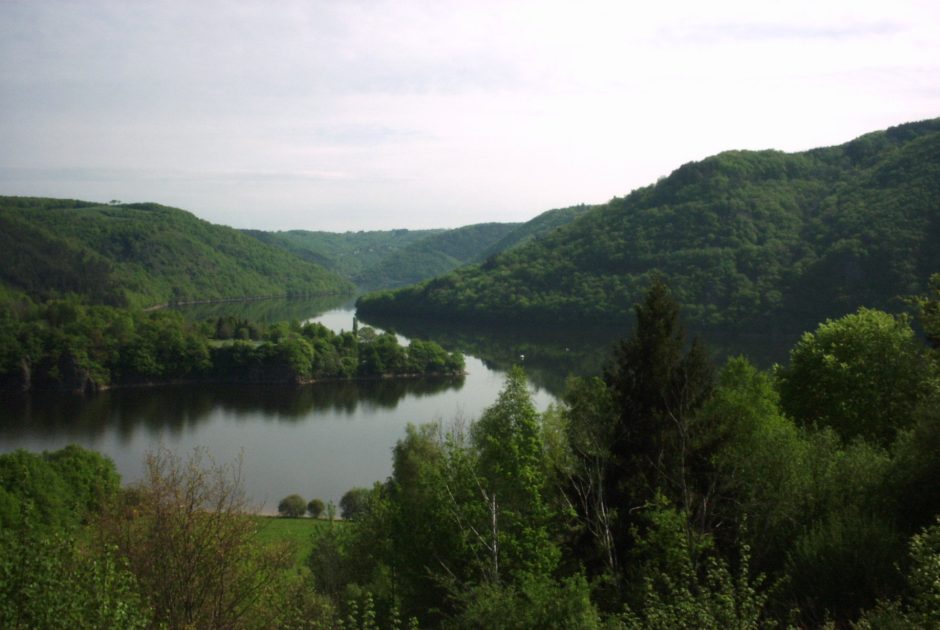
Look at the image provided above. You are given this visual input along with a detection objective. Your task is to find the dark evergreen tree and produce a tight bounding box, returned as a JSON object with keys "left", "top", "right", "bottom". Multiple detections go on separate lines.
{"left": 601, "top": 280, "right": 715, "bottom": 574}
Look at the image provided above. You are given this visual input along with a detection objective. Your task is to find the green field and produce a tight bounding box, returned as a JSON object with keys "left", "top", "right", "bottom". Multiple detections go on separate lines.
{"left": 253, "top": 515, "right": 341, "bottom": 568}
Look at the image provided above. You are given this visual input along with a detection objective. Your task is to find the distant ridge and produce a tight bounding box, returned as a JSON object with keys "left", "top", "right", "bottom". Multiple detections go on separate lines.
{"left": 247, "top": 206, "right": 592, "bottom": 291}
{"left": 357, "top": 118, "right": 940, "bottom": 333}
{"left": 247, "top": 222, "right": 525, "bottom": 290}
{"left": 473, "top": 204, "right": 593, "bottom": 262}
{"left": 0, "top": 197, "right": 353, "bottom": 307}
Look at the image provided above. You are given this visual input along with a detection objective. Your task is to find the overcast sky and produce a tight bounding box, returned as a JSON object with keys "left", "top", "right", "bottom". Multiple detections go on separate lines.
{"left": 1, "top": 0, "right": 938, "bottom": 231}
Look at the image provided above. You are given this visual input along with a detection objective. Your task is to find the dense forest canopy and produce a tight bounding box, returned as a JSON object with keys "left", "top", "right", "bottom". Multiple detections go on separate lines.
{"left": 0, "top": 295, "right": 464, "bottom": 393}
{"left": 245, "top": 205, "right": 591, "bottom": 290}
{"left": 358, "top": 118, "right": 940, "bottom": 334}
{"left": 353, "top": 222, "right": 521, "bottom": 290}
{"left": 245, "top": 223, "right": 525, "bottom": 291}
{"left": 472, "top": 204, "right": 593, "bottom": 262}
{"left": 242, "top": 227, "right": 446, "bottom": 282}
{"left": 0, "top": 197, "right": 353, "bottom": 308}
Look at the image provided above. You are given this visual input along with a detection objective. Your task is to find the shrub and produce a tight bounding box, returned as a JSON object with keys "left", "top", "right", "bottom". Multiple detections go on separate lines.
{"left": 307, "top": 498, "right": 325, "bottom": 518}
{"left": 279, "top": 494, "right": 307, "bottom": 518}
{"left": 339, "top": 487, "right": 372, "bottom": 521}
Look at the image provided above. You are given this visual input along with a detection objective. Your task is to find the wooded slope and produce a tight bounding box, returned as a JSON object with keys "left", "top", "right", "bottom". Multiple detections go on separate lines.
{"left": 248, "top": 223, "right": 521, "bottom": 290}
{"left": 358, "top": 118, "right": 940, "bottom": 332}
{"left": 0, "top": 198, "right": 353, "bottom": 307}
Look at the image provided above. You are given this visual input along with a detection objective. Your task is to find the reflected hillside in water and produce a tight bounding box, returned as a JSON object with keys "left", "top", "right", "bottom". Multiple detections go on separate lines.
{"left": 359, "top": 312, "right": 798, "bottom": 396}
{"left": 0, "top": 376, "right": 464, "bottom": 443}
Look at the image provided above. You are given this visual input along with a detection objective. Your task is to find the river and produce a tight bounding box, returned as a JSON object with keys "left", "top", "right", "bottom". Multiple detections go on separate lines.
{"left": 0, "top": 302, "right": 555, "bottom": 510}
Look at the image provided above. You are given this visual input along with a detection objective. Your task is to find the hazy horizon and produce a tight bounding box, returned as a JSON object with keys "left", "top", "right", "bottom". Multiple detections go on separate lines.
{"left": 2, "top": 0, "right": 938, "bottom": 232}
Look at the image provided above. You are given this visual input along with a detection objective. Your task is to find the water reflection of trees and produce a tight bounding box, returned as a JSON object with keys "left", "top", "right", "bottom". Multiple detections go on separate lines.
{"left": 359, "top": 313, "right": 798, "bottom": 396}
{"left": 0, "top": 376, "right": 464, "bottom": 440}
{"left": 360, "top": 312, "right": 617, "bottom": 394}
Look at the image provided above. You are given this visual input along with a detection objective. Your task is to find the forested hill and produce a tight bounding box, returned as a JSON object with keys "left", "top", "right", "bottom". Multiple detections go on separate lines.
{"left": 0, "top": 197, "right": 352, "bottom": 308}
{"left": 358, "top": 118, "right": 940, "bottom": 333}
{"left": 473, "top": 203, "right": 593, "bottom": 262}
{"left": 355, "top": 222, "right": 520, "bottom": 289}
{"left": 249, "top": 207, "right": 592, "bottom": 291}
{"left": 242, "top": 228, "right": 445, "bottom": 282}
{"left": 247, "top": 222, "right": 521, "bottom": 290}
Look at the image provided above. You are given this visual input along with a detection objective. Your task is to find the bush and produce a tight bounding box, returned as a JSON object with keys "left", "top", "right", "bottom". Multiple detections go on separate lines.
{"left": 776, "top": 308, "right": 934, "bottom": 445}
{"left": 307, "top": 498, "right": 325, "bottom": 518}
{"left": 339, "top": 487, "right": 372, "bottom": 521}
{"left": 100, "top": 448, "right": 292, "bottom": 629}
{"left": 278, "top": 494, "right": 307, "bottom": 518}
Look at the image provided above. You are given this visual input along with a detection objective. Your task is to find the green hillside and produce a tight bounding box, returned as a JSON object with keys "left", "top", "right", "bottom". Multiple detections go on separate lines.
{"left": 358, "top": 118, "right": 940, "bottom": 332}
{"left": 248, "top": 207, "right": 591, "bottom": 291}
{"left": 0, "top": 197, "right": 353, "bottom": 307}
{"left": 355, "top": 221, "right": 520, "bottom": 288}
{"left": 247, "top": 223, "right": 521, "bottom": 290}
{"left": 244, "top": 228, "right": 444, "bottom": 281}
{"left": 473, "top": 203, "right": 593, "bottom": 261}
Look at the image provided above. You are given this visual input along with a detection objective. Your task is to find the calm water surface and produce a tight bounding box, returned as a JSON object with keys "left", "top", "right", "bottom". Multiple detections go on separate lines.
{"left": 0, "top": 304, "right": 554, "bottom": 509}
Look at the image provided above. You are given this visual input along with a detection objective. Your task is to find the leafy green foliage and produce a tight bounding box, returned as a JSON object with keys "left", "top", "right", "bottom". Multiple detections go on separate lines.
{"left": 0, "top": 446, "right": 150, "bottom": 628}
{"left": 887, "top": 393, "right": 940, "bottom": 533}
{"left": 698, "top": 358, "right": 808, "bottom": 569}
{"left": 619, "top": 497, "right": 771, "bottom": 630}
{"left": 600, "top": 280, "right": 715, "bottom": 574}
{"left": 473, "top": 204, "right": 593, "bottom": 262}
{"left": 445, "top": 572, "right": 601, "bottom": 630}
{"left": 0, "top": 197, "right": 352, "bottom": 307}
{"left": 903, "top": 518, "right": 940, "bottom": 627}
{"left": 776, "top": 308, "right": 936, "bottom": 444}
{"left": 245, "top": 227, "right": 445, "bottom": 281}
{"left": 912, "top": 272, "right": 940, "bottom": 349}
{"left": 280, "top": 494, "right": 308, "bottom": 518}
{"left": 251, "top": 222, "right": 525, "bottom": 291}
{"left": 339, "top": 487, "right": 373, "bottom": 521}
{"left": 0, "top": 296, "right": 464, "bottom": 391}
{"left": 309, "top": 370, "right": 572, "bottom": 626}
{"left": 0, "top": 529, "right": 151, "bottom": 630}
{"left": 99, "top": 448, "right": 295, "bottom": 629}
{"left": 356, "top": 222, "right": 521, "bottom": 289}
{"left": 308, "top": 498, "right": 325, "bottom": 518}
{"left": 470, "top": 366, "right": 559, "bottom": 579}
{"left": 358, "top": 119, "right": 940, "bottom": 333}
{"left": 0, "top": 445, "right": 119, "bottom": 530}
{"left": 784, "top": 509, "right": 905, "bottom": 624}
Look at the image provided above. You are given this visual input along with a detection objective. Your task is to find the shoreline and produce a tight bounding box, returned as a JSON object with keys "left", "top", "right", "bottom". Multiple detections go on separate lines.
{"left": 2, "top": 369, "right": 468, "bottom": 396}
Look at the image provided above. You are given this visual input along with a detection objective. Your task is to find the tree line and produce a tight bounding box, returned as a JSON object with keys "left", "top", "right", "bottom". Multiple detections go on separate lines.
{"left": 0, "top": 295, "right": 464, "bottom": 393}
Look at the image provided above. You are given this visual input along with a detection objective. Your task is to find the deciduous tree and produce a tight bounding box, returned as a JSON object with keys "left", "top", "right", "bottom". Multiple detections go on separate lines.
{"left": 101, "top": 448, "right": 291, "bottom": 629}
{"left": 776, "top": 308, "right": 935, "bottom": 445}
